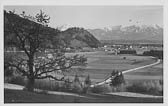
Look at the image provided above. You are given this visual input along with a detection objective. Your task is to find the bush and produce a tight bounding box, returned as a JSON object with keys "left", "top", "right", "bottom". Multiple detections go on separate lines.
{"left": 126, "top": 80, "right": 163, "bottom": 96}
{"left": 33, "top": 76, "right": 84, "bottom": 94}
{"left": 123, "top": 57, "right": 126, "bottom": 59}
{"left": 83, "top": 75, "right": 91, "bottom": 93}
{"left": 9, "top": 76, "right": 26, "bottom": 86}
{"left": 71, "top": 74, "right": 83, "bottom": 93}
{"left": 34, "top": 79, "right": 60, "bottom": 91}
{"left": 110, "top": 71, "right": 125, "bottom": 86}
{"left": 111, "top": 83, "right": 127, "bottom": 92}
{"left": 4, "top": 67, "right": 13, "bottom": 77}
{"left": 90, "top": 80, "right": 163, "bottom": 96}
{"left": 61, "top": 78, "right": 72, "bottom": 92}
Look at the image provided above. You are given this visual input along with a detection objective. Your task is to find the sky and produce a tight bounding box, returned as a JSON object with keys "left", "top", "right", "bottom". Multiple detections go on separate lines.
{"left": 4, "top": 6, "right": 163, "bottom": 29}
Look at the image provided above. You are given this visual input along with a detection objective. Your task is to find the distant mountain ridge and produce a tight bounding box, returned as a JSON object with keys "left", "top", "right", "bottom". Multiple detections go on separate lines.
{"left": 87, "top": 25, "right": 163, "bottom": 41}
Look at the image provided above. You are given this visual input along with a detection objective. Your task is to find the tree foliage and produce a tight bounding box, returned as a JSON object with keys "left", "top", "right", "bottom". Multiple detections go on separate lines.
{"left": 72, "top": 74, "right": 83, "bottom": 93}
{"left": 110, "top": 70, "right": 125, "bottom": 86}
{"left": 83, "top": 74, "right": 91, "bottom": 93}
{"left": 84, "top": 74, "right": 91, "bottom": 85}
{"left": 4, "top": 10, "right": 87, "bottom": 91}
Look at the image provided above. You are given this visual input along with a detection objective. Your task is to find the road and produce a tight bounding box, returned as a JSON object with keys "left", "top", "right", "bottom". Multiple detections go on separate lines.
{"left": 90, "top": 59, "right": 161, "bottom": 87}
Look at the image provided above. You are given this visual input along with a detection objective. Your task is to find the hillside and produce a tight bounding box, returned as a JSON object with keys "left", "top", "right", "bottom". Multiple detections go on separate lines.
{"left": 4, "top": 11, "right": 100, "bottom": 49}
{"left": 59, "top": 27, "right": 100, "bottom": 48}
{"left": 87, "top": 25, "right": 163, "bottom": 41}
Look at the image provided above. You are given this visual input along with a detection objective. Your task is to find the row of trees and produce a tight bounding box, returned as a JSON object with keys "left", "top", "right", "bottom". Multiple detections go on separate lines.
{"left": 143, "top": 50, "right": 163, "bottom": 59}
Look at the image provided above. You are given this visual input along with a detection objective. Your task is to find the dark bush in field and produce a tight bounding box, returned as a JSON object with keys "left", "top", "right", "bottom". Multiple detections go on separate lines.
{"left": 110, "top": 71, "right": 125, "bottom": 86}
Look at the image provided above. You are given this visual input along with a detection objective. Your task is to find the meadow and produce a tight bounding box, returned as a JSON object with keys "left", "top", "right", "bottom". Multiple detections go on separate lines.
{"left": 5, "top": 51, "right": 163, "bottom": 100}
{"left": 5, "top": 51, "right": 162, "bottom": 83}
{"left": 65, "top": 51, "right": 162, "bottom": 83}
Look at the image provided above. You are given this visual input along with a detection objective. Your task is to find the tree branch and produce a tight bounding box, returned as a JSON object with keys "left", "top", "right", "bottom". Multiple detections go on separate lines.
{"left": 13, "top": 29, "right": 30, "bottom": 57}
{"left": 35, "top": 75, "right": 68, "bottom": 82}
{"left": 35, "top": 64, "right": 72, "bottom": 77}
{"left": 5, "top": 62, "right": 29, "bottom": 76}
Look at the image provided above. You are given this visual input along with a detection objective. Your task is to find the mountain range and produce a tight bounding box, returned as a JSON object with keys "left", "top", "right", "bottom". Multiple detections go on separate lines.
{"left": 87, "top": 25, "right": 163, "bottom": 41}
{"left": 5, "top": 10, "right": 163, "bottom": 50}
{"left": 57, "top": 24, "right": 163, "bottom": 42}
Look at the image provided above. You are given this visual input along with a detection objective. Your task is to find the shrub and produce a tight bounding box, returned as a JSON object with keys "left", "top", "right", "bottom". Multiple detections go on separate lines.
{"left": 84, "top": 75, "right": 91, "bottom": 85}
{"left": 123, "top": 57, "right": 126, "bottom": 59}
{"left": 62, "top": 78, "right": 72, "bottom": 92}
{"left": 9, "top": 76, "right": 26, "bottom": 86}
{"left": 111, "top": 83, "right": 127, "bottom": 92}
{"left": 4, "top": 67, "right": 13, "bottom": 77}
{"left": 83, "top": 75, "right": 91, "bottom": 93}
{"left": 71, "top": 74, "right": 83, "bottom": 93}
{"left": 34, "top": 79, "right": 60, "bottom": 91}
{"left": 126, "top": 80, "right": 163, "bottom": 96}
{"left": 110, "top": 71, "right": 125, "bottom": 86}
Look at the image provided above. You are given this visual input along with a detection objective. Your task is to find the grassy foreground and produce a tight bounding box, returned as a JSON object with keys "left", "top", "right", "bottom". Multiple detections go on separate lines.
{"left": 4, "top": 89, "right": 163, "bottom": 103}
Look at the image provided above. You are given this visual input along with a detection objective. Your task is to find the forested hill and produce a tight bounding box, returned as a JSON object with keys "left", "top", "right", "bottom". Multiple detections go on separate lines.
{"left": 59, "top": 27, "right": 101, "bottom": 48}
{"left": 4, "top": 11, "right": 100, "bottom": 50}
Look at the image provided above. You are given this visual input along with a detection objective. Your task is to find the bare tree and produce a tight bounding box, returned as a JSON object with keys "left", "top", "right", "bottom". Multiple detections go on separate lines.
{"left": 4, "top": 10, "right": 87, "bottom": 91}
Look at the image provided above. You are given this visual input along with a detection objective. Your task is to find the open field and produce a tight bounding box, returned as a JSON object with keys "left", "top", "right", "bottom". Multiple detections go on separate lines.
{"left": 5, "top": 51, "right": 163, "bottom": 83}
{"left": 4, "top": 51, "right": 163, "bottom": 103}
{"left": 4, "top": 89, "right": 163, "bottom": 103}
{"left": 124, "top": 62, "right": 163, "bottom": 81}
{"left": 65, "top": 51, "right": 162, "bottom": 83}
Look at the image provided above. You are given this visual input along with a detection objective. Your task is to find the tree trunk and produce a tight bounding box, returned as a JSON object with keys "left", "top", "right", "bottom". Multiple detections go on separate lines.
{"left": 27, "top": 55, "right": 35, "bottom": 91}
{"left": 26, "top": 76, "right": 35, "bottom": 92}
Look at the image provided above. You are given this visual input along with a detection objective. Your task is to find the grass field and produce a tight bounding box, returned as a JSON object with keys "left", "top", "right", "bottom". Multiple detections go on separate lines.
{"left": 6, "top": 51, "right": 162, "bottom": 83}
{"left": 65, "top": 51, "right": 162, "bottom": 83}
{"left": 4, "top": 51, "right": 163, "bottom": 102}
{"left": 124, "top": 62, "right": 163, "bottom": 81}
{"left": 4, "top": 89, "right": 163, "bottom": 103}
